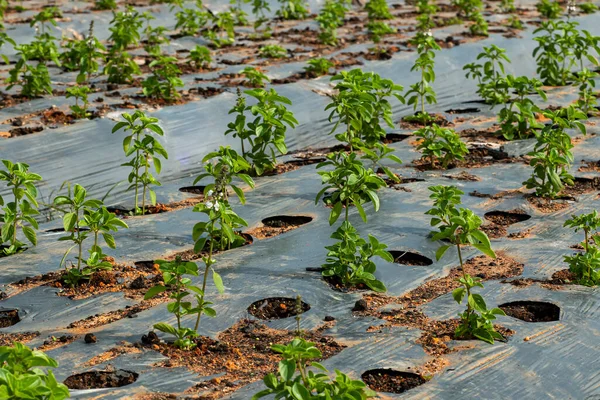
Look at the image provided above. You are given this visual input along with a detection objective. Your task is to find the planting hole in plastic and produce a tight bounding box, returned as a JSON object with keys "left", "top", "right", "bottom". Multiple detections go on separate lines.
{"left": 484, "top": 211, "right": 531, "bottom": 226}
{"left": 384, "top": 133, "right": 410, "bottom": 143}
{"left": 361, "top": 369, "right": 426, "bottom": 394}
{"left": 499, "top": 301, "right": 560, "bottom": 322}
{"left": 63, "top": 369, "right": 139, "bottom": 389}
{"left": 45, "top": 227, "right": 90, "bottom": 233}
{"left": 247, "top": 297, "right": 310, "bottom": 320}
{"left": 389, "top": 250, "right": 433, "bottom": 266}
{"left": 0, "top": 309, "right": 20, "bottom": 328}
{"left": 179, "top": 185, "right": 207, "bottom": 195}
{"left": 261, "top": 215, "right": 313, "bottom": 228}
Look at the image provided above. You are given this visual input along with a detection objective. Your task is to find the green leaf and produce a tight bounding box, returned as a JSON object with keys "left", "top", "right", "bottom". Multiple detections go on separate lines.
{"left": 144, "top": 285, "right": 167, "bottom": 300}
{"left": 329, "top": 202, "right": 343, "bottom": 226}
{"left": 212, "top": 270, "right": 225, "bottom": 294}
{"left": 279, "top": 359, "right": 295, "bottom": 381}
{"left": 452, "top": 287, "right": 465, "bottom": 304}
{"left": 468, "top": 293, "right": 487, "bottom": 313}
{"left": 22, "top": 226, "right": 37, "bottom": 246}
{"left": 435, "top": 244, "right": 451, "bottom": 261}
{"left": 153, "top": 322, "right": 178, "bottom": 336}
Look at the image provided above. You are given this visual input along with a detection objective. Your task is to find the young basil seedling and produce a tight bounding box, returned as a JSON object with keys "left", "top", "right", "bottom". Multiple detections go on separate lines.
{"left": 0, "top": 160, "right": 42, "bottom": 256}
{"left": 112, "top": 111, "right": 168, "bottom": 215}
{"left": 427, "top": 185, "right": 505, "bottom": 345}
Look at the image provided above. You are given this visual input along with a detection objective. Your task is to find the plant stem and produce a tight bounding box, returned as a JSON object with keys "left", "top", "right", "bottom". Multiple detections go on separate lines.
{"left": 142, "top": 154, "right": 149, "bottom": 215}
{"left": 194, "top": 217, "right": 216, "bottom": 332}
{"left": 76, "top": 210, "right": 82, "bottom": 271}
{"left": 11, "top": 182, "right": 19, "bottom": 246}
{"left": 134, "top": 144, "right": 140, "bottom": 213}
{"left": 456, "top": 242, "right": 472, "bottom": 329}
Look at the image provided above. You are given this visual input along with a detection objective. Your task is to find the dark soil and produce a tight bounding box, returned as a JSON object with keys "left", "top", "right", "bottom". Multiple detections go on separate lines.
{"left": 246, "top": 215, "right": 313, "bottom": 239}
{"left": 361, "top": 369, "right": 426, "bottom": 394}
{"left": 0, "top": 309, "right": 20, "bottom": 328}
{"left": 481, "top": 223, "right": 508, "bottom": 239}
{"left": 247, "top": 297, "right": 310, "bottom": 320}
{"left": 0, "top": 331, "right": 39, "bottom": 347}
{"left": 167, "top": 232, "right": 253, "bottom": 262}
{"left": 400, "top": 113, "right": 451, "bottom": 128}
{"left": 443, "top": 171, "right": 480, "bottom": 181}
{"left": 484, "top": 210, "right": 531, "bottom": 226}
{"left": 499, "top": 301, "right": 560, "bottom": 322}
{"left": 63, "top": 369, "right": 138, "bottom": 389}
{"left": 389, "top": 250, "right": 433, "bottom": 266}
{"left": 360, "top": 254, "right": 521, "bottom": 357}
{"left": 146, "top": 319, "right": 343, "bottom": 399}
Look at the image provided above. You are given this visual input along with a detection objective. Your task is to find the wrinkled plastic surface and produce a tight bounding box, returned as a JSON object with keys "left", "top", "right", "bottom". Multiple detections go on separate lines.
{"left": 0, "top": 2, "right": 600, "bottom": 399}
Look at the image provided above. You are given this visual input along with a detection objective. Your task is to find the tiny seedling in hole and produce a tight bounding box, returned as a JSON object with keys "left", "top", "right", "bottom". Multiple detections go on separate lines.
{"left": 112, "top": 111, "right": 169, "bottom": 215}
{"left": 427, "top": 185, "right": 505, "bottom": 344}
{"left": 0, "top": 160, "right": 41, "bottom": 256}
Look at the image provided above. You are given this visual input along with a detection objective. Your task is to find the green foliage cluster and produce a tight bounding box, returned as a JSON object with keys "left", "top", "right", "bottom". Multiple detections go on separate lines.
{"left": 0, "top": 342, "right": 69, "bottom": 399}
{"left": 564, "top": 211, "right": 600, "bottom": 286}
{"left": 427, "top": 186, "right": 505, "bottom": 345}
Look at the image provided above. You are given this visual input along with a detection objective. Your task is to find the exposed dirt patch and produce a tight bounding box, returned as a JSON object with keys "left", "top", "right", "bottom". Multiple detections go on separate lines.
{"left": 389, "top": 250, "right": 433, "bottom": 266}
{"left": 38, "top": 334, "right": 77, "bottom": 351}
{"left": 362, "top": 369, "right": 426, "bottom": 394}
{"left": 246, "top": 215, "right": 313, "bottom": 239}
{"left": 481, "top": 223, "right": 508, "bottom": 239}
{"left": 360, "top": 253, "right": 521, "bottom": 356}
{"left": 0, "top": 331, "right": 39, "bottom": 347}
{"left": 400, "top": 113, "right": 451, "bottom": 128}
{"left": 443, "top": 171, "right": 480, "bottom": 181}
{"left": 167, "top": 232, "right": 253, "bottom": 262}
{"left": 67, "top": 300, "right": 166, "bottom": 331}
{"left": 247, "top": 297, "right": 310, "bottom": 320}
{"left": 107, "top": 197, "right": 203, "bottom": 218}
{"left": 10, "top": 261, "right": 161, "bottom": 301}
{"left": 499, "top": 301, "right": 560, "bottom": 322}
{"left": 146, "top": 319, "right": 343, "bottom": 399}
{"left": 413, "top": 147, "right": 522, "bottom": 171}
{"left": 579, "top": 160, "right": 600, "bottom": 172}
{"left": 526, "top": 195, "right": 573, "bottom": 213}
{"left": 484, "top": 210, "right": 531, "bottom": 226}
{"left": 82, "top": 343, "right": 142, "bottom": 367}
{"left": 0, "top": 309, "right": 20, "bottom": 328}
{"left": 64, "top": 369, "right": 139, "bottom": 389}
{"left": 508, "top": 228, "right": 534, "bottom": 240}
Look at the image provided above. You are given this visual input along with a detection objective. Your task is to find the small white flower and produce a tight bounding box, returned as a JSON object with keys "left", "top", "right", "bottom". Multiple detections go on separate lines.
{"left": 425, "top": 30, "right": 433, "bottom": 37}
{"left": 214, "top": 202, "right": 220, "bottom": 212}
{"left": 207, "top": 189, "right": 214, "bottom": 197}
{"left": 205, "top": 200, "right": 214, "bottom": 209}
